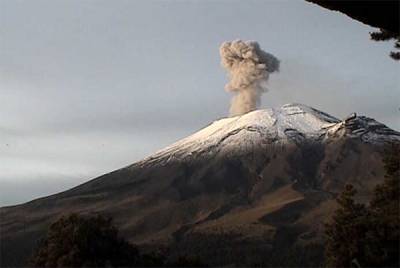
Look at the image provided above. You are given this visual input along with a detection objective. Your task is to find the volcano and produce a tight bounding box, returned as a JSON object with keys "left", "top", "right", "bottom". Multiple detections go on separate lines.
{"left": 1, "top": 103, "right": 399, "bottom": 266}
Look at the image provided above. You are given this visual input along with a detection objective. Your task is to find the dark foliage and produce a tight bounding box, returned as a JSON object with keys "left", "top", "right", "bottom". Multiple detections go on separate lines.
{"left": 325, "top": 142, "right": 400, "bottom": 267}
{"left": 165, "top": 255, "right": 207, "bottom": 267}
{"left": 366, "top": 142, "right": 400, "bottom": 267}
{"left": 306, "top": 0, "right": 400, "bottom": 60}
{"left": 370, "top": 29, "right": 400, "bottom": 60}
{"left": 30, "top": 214, "right": 143, "bottom": 267}
{"left": 325, "top": 184, "right": 369, "bottom": 267}
{"left": 29, "top": 213, "right": 206, "bottom": 267}
{"left": 305, "top": 1, "right": 399, "bottom": 34}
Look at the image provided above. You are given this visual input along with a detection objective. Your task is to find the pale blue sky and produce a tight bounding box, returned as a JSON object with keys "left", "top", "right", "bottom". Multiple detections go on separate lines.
{"left": 1, "top": 0, "right": 399, "bottom": 206}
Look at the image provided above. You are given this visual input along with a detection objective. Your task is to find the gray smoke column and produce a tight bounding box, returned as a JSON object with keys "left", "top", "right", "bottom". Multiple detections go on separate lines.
{"left": 220, "top": 40, "right": 280, "bottom": 116}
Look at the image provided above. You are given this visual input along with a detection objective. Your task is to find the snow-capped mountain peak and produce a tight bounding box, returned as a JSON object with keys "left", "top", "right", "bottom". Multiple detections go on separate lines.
{"left": 2, "top": 105, "right": 400, "bottom": 268}
{"left": 140, "top": 103, "right": 399, "bottom": 166}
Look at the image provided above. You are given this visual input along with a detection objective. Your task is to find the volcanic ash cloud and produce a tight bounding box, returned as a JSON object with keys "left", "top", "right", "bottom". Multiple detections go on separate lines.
{"left": 220, "top": 40, "right": 280, "bottom": 116}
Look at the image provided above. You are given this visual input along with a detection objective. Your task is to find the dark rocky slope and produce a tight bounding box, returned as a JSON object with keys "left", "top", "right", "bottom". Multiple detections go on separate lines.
{"left": 1, "top": 104, "right": 399, "bottom": 266}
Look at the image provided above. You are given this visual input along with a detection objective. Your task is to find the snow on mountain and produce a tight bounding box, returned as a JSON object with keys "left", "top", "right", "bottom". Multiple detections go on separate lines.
{"left": 140, "top": 103, "right": 399, "bottom": 166}
{"left": 2, "top": 103, "right": 399, "bottom": 267}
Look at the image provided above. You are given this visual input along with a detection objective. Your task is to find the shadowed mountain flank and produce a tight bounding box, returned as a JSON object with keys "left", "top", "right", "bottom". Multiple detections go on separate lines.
{"left": 1, "top": 104, "right": 399, "bottom": 266}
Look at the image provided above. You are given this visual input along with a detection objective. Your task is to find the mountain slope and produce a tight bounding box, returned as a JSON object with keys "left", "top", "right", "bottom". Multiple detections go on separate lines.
{"left": 1, "top": 103, "right": 399, "bottom": 266}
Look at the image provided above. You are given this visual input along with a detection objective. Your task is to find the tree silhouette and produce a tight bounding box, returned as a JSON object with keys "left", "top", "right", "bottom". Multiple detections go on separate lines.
{"left": 325, "top": 184, "right": 369, "bottom": 267}
{"left": 365, "top": 142, "right": 400, "bottom": 267}
{"left": 30, "top": 213, "right": 206, "bottom": 267}
{"left": 306, "top": 1, "right": 400, "bottom": 60}
{"left": 325, "top": 142, "right": 400, "bottom": 267}
{"left": 30, "top": 214, "right": 147, "bottom": 267}
{"left": 370, "top": 30, "right": 400, "bottom": 60}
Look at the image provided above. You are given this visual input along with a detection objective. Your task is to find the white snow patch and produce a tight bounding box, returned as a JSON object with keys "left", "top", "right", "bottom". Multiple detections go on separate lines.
{"left": 137, "top": 103, "right": 399, "bottom": 166}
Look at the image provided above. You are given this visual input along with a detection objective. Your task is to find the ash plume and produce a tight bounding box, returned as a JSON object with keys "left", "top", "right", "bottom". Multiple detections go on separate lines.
{"left": 220, "top": 40, "right": 280, "bottom": 116}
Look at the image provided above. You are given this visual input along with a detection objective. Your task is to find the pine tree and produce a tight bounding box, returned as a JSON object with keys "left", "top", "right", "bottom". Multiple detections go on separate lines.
{"left": 365, "top": 142, "right": 400, "bottom": 267}
{"left": 325, "top": 184, "right": 368, "bottom": 267}
{"left": 325, "top": 142, "right": 400, "bottom": 267}
{"left": 370, "top": 29, "right": 400, "bottom": 60}
{"left": 30, "top": 213, "right": 206, "bottom": 267}
{"left": 30, "top": 214, "right": 143, "bottom": 267}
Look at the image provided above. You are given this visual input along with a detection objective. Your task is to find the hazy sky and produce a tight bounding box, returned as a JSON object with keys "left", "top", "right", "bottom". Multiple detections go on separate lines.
{"left": 1, "top": 0, "right": 399, "bottom": 206}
